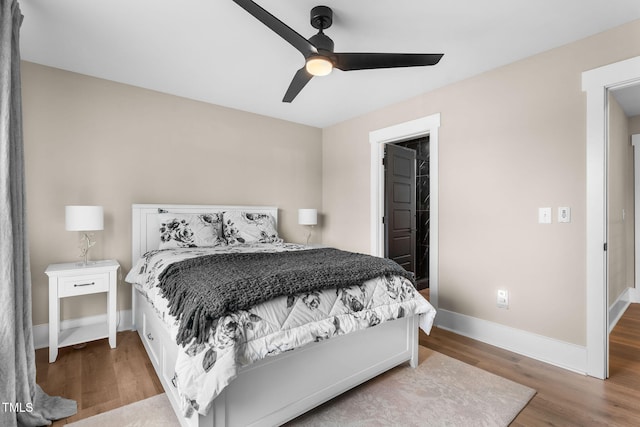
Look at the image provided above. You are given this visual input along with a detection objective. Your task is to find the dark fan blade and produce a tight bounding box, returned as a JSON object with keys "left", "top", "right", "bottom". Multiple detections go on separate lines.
{"left": 283, "top": 67, "right": 313, "bottom": 102}
{"left": 232, "top": 0, "right": 317, "bottom": 57}
{"left": 334, "top": 53, "right": 443, "bottom": 71}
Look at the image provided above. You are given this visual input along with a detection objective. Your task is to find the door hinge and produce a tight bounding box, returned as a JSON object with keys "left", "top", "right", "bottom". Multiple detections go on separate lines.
{"left": 382, "top": 216, "right": 385, "bottom": 224}
{"left": 382, "top": 157, "right": 386, "bottom": 167}
{"left": 604, "top": 242, "right": 607, "bottom": 251}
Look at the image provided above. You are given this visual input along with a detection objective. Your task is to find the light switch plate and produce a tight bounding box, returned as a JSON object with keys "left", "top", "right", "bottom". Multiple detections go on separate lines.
{"left": 538, "top": 207, "right": 552, "bottom": 224}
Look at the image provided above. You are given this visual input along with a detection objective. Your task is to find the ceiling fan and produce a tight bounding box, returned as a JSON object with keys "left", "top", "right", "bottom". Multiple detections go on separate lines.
{"left": 232, "top": 0, "right": 444, "bottom": 102}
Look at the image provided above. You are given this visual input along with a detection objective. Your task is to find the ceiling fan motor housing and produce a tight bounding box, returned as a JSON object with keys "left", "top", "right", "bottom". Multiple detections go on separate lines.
{"left": 309, "top": 32, "right": 334, "bottom": 53}
{"left": 309, "top": 6, "right": 335, "bottom": 55}
{"left": 310, "top": 6, "right": 332, "bottom": 30}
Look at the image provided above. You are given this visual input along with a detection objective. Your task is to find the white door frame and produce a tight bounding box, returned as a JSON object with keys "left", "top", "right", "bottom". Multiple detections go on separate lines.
{"left": 582, "top": 55, "right": 640, "bottom": 379}
{"left": 369, "top": 113, "right": 441, "bottom": 308}
{"left": 633, "top": 134, "right": 640, "bottom": 291}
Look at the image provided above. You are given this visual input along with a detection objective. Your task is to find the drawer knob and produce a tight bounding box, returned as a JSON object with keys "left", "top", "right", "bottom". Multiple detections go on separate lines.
{"left": 74, "top": 282, "right": 95, "bottom": 287}
{"left": 147, "top": 333, "right": 154, "bottom": 341}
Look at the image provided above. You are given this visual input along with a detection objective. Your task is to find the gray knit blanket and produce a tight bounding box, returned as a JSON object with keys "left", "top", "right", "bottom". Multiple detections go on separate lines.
{"left": 157, "top": 247, "right": 414, "bottom": 346}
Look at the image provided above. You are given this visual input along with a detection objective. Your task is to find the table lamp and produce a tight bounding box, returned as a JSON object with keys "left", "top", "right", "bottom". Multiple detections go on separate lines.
{"left": 65, "top": 205, "right": 104, "bottom": 265}
{"left": 298, "top": 208, "right": 318, "bottom": 245}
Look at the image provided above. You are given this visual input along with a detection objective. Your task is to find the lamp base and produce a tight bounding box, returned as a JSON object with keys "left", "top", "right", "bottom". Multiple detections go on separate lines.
{"left": 78, "top": 232, "right": 97, "bottom": 266}
{"left": 305, "top": 225, "right": 315, "bottom": 245}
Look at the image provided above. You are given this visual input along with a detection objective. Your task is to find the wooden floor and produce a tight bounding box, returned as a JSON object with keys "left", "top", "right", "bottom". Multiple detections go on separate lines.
{"left": 35, "top": 330, "right": 163, "bottom": 425}
{"left": 420, "top": 303, "right": 640, "bottom": 426}
{"left": 36, "top": 303, "right": 640, "bottom": 426}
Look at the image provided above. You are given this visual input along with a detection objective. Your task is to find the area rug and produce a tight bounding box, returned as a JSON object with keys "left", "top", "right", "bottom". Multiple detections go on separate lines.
{"left": 287, "top": 346, "right": 535, "bottom": 426}
{"left": 65, "top": 394, "right": 177, "bottom": 427}
{"left": 67, "top": 347, "right": 535, "bottom": 427}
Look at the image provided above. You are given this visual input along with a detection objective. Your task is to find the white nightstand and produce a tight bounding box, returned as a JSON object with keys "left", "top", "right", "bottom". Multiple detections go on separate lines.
{"left": 45, "top": 260, "right": 120, "bottom": 363}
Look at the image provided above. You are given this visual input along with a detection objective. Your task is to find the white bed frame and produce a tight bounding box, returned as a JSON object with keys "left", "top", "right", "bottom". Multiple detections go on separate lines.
{"left": 130, "top": 203, "right": 420, "bottom": 427}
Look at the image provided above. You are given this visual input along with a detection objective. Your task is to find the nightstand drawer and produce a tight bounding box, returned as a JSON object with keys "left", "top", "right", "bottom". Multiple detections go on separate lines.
{"left": 58, "top": 274, "right": 108, "bottom": 297}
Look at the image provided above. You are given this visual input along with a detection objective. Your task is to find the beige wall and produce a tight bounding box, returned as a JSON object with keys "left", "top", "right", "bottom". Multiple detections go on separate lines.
{"left": 322, "top": 19, "right": 640, "bottom": 346}
{"left": 22, "top": 62, "right": 323, "bottom": 326}
{"left": 631, "top": 115, "right": 640, "bottom": 135}
{"left": 607, "top": 95, "right": 634, "bottom": 306}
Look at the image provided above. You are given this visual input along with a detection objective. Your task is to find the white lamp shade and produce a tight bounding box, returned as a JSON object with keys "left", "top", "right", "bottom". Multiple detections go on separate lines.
{"left": 65, "top": 206, "right": 104, "bottom": 231}
{"left": 298, "top": 209, "right": 318, "bottom": 226}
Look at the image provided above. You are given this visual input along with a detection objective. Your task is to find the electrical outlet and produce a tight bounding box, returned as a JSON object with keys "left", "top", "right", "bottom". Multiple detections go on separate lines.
{"left": 558, "top": 207, "right": 571, "bottom": 223}
{"left": 497, "top": 289, "right": 509, "bottom": 309}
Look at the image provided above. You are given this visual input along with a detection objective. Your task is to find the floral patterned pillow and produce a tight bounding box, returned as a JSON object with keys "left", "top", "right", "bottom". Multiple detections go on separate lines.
{"left": 222, "top": 211, "right": 282, "bottom": 244}
{"left": 158, "top": 213, "right": 226, "bottom": 249}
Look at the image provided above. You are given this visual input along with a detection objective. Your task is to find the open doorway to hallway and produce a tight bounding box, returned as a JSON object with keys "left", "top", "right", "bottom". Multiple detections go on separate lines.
{"left": 608, "top": 83, "right": 640, "bottom": 381}
{"left": 583, "top": 54, "right": 640, "bottom": 379}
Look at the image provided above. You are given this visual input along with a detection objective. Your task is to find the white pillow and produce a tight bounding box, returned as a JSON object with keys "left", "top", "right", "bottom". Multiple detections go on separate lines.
{"left": 222, "top": 211, "right": 282, "bottom": 244}
{"left": 158, "top": 213, "right": 226, "bottom": 249}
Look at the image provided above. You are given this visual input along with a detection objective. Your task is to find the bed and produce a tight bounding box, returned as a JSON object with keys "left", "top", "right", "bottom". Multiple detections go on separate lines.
{"left": 127, "top": 203, "right": 436, "bottom": 427}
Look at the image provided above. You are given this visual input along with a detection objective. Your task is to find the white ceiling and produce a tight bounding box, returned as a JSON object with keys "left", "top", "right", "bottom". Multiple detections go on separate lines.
{"left": 18, "top": 0, "right": 640, "bottom": 128}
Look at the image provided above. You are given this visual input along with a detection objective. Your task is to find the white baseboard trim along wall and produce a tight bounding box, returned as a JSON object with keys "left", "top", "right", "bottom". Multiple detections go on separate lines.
{"left": 34, "top": 295, "right": 638, "bottom": 373}
{"left": 436, "top": 286, "right": 640, "bottom": 375}
{"left": 435, "top": 309, "right": 588, "bottom": 375}
{"left": 37, "top": 307, "right": 590, "bottom": 374}
{"left": 33, "top": 310, "right": 133, "bottom": 350}
{"left": 609, "top": 286, "right": 640, "bottom": 333}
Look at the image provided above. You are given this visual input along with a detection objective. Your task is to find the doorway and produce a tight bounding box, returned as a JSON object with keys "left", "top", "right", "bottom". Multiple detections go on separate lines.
{"left": 608, "top": 85, "right": 640, "bottom": 384}
{"left": 583, "top": 55, "right": 640, "bottom": 379}
{"left": 385, "top": 136, "right": 430, "bottom": 290}
{"left": 608, "top": 85, "right": 640, "bottom": 327}
{"left": 369, "top": 113, "right": 441, "bottom": 307}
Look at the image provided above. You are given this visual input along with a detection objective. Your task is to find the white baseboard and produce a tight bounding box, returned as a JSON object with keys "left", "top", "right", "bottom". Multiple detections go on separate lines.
{"left": 433, "top": 290, "right": 640, "bottom": 375}
{"left": 608, "top": 286, "right": 640, "bottom": 333}
{"left": 434, "top": 309, "right": 588, "bottom": 375}
{"left": 38, "top": 301, "right": 638, "bottom": 372}
{"left": 609, "top": 288, "right": 633, "bottom": 333}
{"left": 33, "top": 310, "right": 133, "bottom": 350}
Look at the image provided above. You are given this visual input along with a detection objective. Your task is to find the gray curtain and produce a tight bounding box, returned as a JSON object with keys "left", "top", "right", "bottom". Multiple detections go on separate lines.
{"left": 0, "top": 1, "right": 77, "bottom": 426}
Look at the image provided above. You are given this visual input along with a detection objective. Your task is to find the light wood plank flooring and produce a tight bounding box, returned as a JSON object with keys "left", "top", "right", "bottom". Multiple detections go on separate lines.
{"left": 36, "top": 330, "right": 163, "bottom": 425}
{"left": 420, "top": 303, "right": 640, "bottom": 426}
{"left": 36, "top": 303, "right": 640, "bottom": 426}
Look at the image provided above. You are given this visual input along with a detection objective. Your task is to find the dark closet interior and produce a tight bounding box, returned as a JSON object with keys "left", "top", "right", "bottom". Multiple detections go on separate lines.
{"left": 396, "top": 136, "right": 429, "bottom": 289}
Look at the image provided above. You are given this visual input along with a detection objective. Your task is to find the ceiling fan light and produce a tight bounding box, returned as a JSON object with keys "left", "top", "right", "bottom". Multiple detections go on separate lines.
{"left": 306, "top": 57, "right": 333, "bottom": 76}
